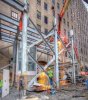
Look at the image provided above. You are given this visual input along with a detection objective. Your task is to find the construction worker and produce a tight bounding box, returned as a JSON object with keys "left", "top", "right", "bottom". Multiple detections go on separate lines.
{"left": 19, "top": 76, "right": 24, "bottom": 97}
{"left": 47, "top": 67, "right": 54, "bottom": 87}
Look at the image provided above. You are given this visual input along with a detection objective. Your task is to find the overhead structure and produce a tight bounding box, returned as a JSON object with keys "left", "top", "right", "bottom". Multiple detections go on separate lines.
{"left": 0, "top": 0, "right": 81, "bottom": 90}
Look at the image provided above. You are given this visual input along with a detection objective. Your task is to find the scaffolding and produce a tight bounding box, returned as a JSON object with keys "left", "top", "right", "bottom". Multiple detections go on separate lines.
{"left": 0, "top": 0, "right": 80, "bottom": 90}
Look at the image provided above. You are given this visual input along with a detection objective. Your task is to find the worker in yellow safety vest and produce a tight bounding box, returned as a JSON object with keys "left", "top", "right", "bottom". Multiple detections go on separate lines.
{"left": 47, "top": 68, "right": 54, "bottom": 87}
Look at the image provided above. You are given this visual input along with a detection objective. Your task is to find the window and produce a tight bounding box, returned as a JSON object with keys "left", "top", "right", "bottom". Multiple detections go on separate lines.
{"left": 52, "top": 0, "right": 55, "bottom": 4}
{"left": 44, "top": 16, "right": 48, "bottom": 24}
{"left": 63, "top": 18, "right": 66, "bottom": 24}
{"left": 44, "top": 29, "right": 48, "bottom": 35}
{"left": 57, "top": 3, "right": 60, "bottom": 9}
{"left": 37, "top": 24, "right": 41, "bottom": 31}
{"left": 64, "top": 29, "right": 66, "bottom": 35}
{"left": 37, "top": 0, "right": 41, "bottom": 5}
{"left": 62, "top": 0, "right": 64, "bottom": 4}
{"left": 81, "top": 48, "right": 83, "bottom": 54}
{"left": 37, "top": 10, "right": 41, "bottom": 19}
{"left": 72, "top": 26, "right": 73, "bottom": 29}
{"left": 11, "top": 11, "right": 18, "bottom": 20}
{"left": 68, "top": 31, "right": 70, "bottom": 37}
{"left": 67, "top": 22, "right": 69, "bottom": 27}
{"left": 67, "top": 12, "right": 69, "bottom": 18}
{"left": 44, "top": 2, "right": 48, "bottom": 10}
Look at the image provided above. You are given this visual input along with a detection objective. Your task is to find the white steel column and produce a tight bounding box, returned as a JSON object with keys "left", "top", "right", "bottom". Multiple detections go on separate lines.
{"left": 54, "top": 18, "right": 59, "bottom": 88}
{"left": 70, "top": 30, "right": 76, "bottom": 83}
{"left": 22, "top": 0, "right": 28, "bottom": 73}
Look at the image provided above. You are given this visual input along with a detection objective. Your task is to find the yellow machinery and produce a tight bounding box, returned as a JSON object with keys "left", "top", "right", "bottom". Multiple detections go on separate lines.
{"left": 37, "top": 72, "right": 50, "bottom": 91}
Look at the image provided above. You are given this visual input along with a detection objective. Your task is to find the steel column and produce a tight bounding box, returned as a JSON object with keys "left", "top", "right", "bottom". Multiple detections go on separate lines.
{"left": 54, "top": 18, "right": 59, "bottom": 88}
{"left": 70, "top": 30, "right": 76, "bottom": 84}
{"left": 21, "top": 0, "right": 28, "bottom": 73}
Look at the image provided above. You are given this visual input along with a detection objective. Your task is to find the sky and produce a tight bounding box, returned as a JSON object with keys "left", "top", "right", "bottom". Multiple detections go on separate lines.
{"left": 82, "top": 0, "right": 88, "bottom": 11}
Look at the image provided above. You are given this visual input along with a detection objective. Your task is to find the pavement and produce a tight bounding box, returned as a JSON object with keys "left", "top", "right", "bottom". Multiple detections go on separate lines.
{"left": 0, "top": 84, "right": 88, "bottom": 100}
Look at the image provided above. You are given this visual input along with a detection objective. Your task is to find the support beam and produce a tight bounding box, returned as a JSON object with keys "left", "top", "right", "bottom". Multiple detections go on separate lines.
{"left": 0, "top": 45, "right": 13, "bottom": 50}
{"left": 1, "top": 0, "right": 25, "bottom": 11}
{"left": 0, "top": 13, "right": 19, "bottom": 26}
{"left": 70, "top": 30, "right": 76, "bottom": 84}
{"left": 21, "top": 0, "right": 28, "bottom": 73}
{"left": 44, "top": 56, "right": 55, "bottom": 70}
{"left": 0, "top": 63, "right": 12, "bottom": 71}
{"left": 28, "top": 30, "right": 54, "bottom": 48}
{"left": 0, "top": 24, "right": 17, "bottom": 33}
{"left": 1, "top": 32, "right": 15, "bottom": 39}
{"left": 29, "top": 18, "right": 55, "bottom": 54}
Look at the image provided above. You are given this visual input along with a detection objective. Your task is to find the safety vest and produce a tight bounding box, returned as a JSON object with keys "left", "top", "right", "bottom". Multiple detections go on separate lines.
{"left": 47, "top": 70, "right": 53, "bottom": 78}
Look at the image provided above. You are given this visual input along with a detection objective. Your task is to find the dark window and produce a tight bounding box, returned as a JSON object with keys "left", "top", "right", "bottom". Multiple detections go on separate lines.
{"left": 68, "top": 31, "right": 70, "bottom": 37}
{"left": 63, "top": 18, "right": 66, "bottom": 24}
{"left": 37, "top": 0, "right": 41, "bottom": 5}
{"left": 65, "top": 52, "right": 67, "bottom": 57}
{"left": 71, "top": 8, "right": 72, "bottom": 14}
{"left": 67, "top": 12, "right": 69, "bottom": 18}
{"left": 67, "top": 22, "right": 69, "bottom": 27}
{"left": 37, "top": 24, "right": 41, "bottom": 31}
{"left": 57, "top": 3, "right": 60, "bottom": 9}
{"left": 62, "top": 0, "right": 65, "bottom": 4}
{"left": 37, "top": 10, "right": 41, "bottom": 19}
{"left": 52, "top": 0, "right": 55, "bottom": 4}
{"left": 44, "top": 29, "right": 48, "bottom": 35}
{"left": 11, "top": 11, "right": 18, "bottom": 20}
{"left": 64, "top": 29, "right": 66, "bottom": 35}
{"left": 44, "top": 16, "right": 48, "bottom": 24}
{"left": 81, "top": 48, "right": 83, "bottom": 54}
{"left": 44, "top": 2, "right": 48, "bottom": 10}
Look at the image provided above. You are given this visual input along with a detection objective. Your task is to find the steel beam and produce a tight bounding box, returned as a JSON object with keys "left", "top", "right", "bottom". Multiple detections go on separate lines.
{"left": 29, "top": 18, "right": 55, "bottom": 54}
{"left": 0, "top": 13, "right": 19, "bottom": 26}
{"left": 1, "top": 0, "right": 25, "bottom": 11}
{"left": 44, "top": 56, "right": 55, "bottom": 70}
{"left": 0, "top": 63, "right": 12, "bottom": 71}
{"left": 1, "top": 32, "right": 15, "bottom": 39}
{"left": 21, "top": 0, "right": 27, "bottom": 73}
{"left": 37, "top": 47, "right": 50, "bottom": 54}
{"left": 37, "top": 49, "right": 53, "bottom": 56}
{"left": 54, "top": 18, "right": 59, "bottom": 88}
{"left": 27, "top": 30, "right": 54, "bottom": 48}
{"left": 2, "top": 36, "right": 14, "bottom": 41}
{"left": 70, "top": 30, "right": 76, "bottom": 84}
{"left": 2, "top": 39, "right": 14, "bottom": 44}
{"left": 0, "top": 45, "right": 13, "bottom": 50}
{"left": 0, "top": 24, "right": 17, "bottom": 33}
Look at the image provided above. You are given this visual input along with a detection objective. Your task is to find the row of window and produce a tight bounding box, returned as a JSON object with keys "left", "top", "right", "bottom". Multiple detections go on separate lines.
{"left": 37, "top": 10, "right": 48, "bottom": 24}
{"left": 37, "top": 24, "right": 48, "bottom": 35}
{"left": 37, "top": 0, "right": 60, "bottom": 10}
